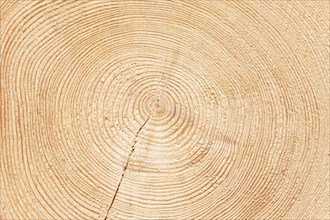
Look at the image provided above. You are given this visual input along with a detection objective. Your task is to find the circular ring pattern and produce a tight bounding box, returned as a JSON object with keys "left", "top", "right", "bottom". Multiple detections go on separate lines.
{"left": 1, "top": 1, "right": 329, "bottom": 220}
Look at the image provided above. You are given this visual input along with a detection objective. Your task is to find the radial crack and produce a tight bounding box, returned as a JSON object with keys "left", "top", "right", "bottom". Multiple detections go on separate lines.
{"left": 104, "top": 117, "right": 150, "bottom": 220}
{"left": 157, "top": 58, "right": 168, "bottom": 102}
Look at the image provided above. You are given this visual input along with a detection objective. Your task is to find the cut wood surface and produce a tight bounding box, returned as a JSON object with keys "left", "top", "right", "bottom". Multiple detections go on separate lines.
{"left": 1, "top": 1, "right": 329, "bottom": 219}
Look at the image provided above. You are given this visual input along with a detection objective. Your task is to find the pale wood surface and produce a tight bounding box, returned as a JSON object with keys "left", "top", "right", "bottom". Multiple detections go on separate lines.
{"left": 1, "top": 1, "right": 329, "bottom": 219}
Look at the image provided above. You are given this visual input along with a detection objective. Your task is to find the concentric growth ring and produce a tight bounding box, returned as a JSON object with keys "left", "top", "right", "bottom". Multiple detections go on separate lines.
{"left": 1, "top": 1, "right": 329, "bottom": 220}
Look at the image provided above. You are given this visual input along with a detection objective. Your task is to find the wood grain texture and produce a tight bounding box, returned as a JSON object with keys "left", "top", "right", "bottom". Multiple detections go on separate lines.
{"left": 1, "top": 0, "right": 329, "bottom": 219}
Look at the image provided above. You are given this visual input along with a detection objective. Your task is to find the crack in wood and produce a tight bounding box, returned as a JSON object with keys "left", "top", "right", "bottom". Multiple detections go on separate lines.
{"left": 157, "top": 57, "right": 168, "bottom": 103}
{"left": 104, "top": 117, "right": 150, "bottom": 220}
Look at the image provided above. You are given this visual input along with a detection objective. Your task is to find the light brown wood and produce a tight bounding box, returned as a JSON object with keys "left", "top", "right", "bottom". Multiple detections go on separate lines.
{"left": 1, "top": 1, "right": 329, "bottom": 219}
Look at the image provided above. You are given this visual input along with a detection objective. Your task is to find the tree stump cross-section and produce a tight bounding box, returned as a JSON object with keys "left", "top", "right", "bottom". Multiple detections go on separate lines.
{"left": 1, "top": 1, "right": 329, "bottom": 219}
